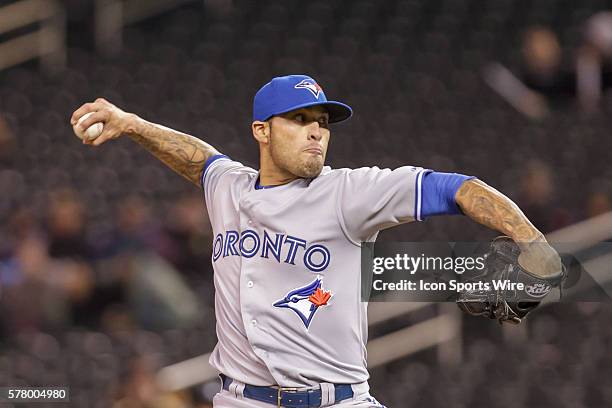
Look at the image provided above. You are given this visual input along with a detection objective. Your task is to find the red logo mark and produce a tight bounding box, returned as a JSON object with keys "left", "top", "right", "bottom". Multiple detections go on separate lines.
{"left": 309, "top": 288, "right": 332, "bottom": 307}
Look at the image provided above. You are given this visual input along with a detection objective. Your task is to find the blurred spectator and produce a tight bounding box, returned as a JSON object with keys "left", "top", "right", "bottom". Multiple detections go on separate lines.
{"left": 46, "top": 188, "right": 93, "bottom": 260}
{"left": 0, "top": 114, "right": 16, "bottom": 164}
{"left": 483, "top": 23, "right": 612, "bottom": 118}
{"left": 518, "top": 160, "right": 554, "bottom": 231}
{"left": 577, "top": 11, "right": 612, "bottom": 112}
{"left": 112, "top": 194, "right": 168, "bottom": 255}
{"left": 0, "top": 231, "right": 94, "bottom": 332}
{"left": 2, "top": 206, "right": 37, "bottom": 257}
{"left": 522, "top": 27, "right": 561, "bottom": 83}
{"left": 517, "top": 160, "right": 571, "bottom": 233}
{"left": 161, "top": 192, "right": 213, "bottom": 278}
{"left": 520, "top": 27, "right": 575, "bottom": 107}
{"left": 0, "top": 233, "right": 61, "bottom": 331}
{"left": 586, "top": 189, "right": 611, "bottom": 218}
{"left": 484, "top": 26, "right": 577, "bottom": 119}
{"left": 44, "top": 188, "right": 102, "bottom": 327}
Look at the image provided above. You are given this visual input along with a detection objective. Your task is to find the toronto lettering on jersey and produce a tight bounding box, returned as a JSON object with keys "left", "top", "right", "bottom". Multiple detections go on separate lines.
{"left": 212, "top": 229, "right": 331, "bottom": 273}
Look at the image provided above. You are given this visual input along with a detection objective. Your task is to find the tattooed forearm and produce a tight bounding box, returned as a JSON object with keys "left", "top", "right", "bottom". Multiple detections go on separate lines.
{"left": 455, "top": 179, "right": 544, "bottom": 248}
{"left": 456, "top": 179, "right": 562, "bottom": 278}
{"left": 125, "top": 118, "right": 219, "bottom": 188}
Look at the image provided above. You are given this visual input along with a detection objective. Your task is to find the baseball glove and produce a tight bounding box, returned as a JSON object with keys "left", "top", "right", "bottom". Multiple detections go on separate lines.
{"left": 456, "top": 236, "right": 566, "bottom": 324}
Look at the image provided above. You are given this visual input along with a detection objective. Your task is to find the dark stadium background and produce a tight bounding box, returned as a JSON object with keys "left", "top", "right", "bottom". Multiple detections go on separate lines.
{"left": 1, "top": 0, "right": 611, "bottom": 407}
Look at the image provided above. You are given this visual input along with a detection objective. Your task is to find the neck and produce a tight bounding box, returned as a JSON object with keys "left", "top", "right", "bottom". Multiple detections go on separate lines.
{"left": 258, "top": 149, "right": 300, "bottom": 186}
{"left": 258, "top": 166, "right": 298, "bottom": 186}
{"left": 258, "top": 145, "right": 300, "bottom": 185}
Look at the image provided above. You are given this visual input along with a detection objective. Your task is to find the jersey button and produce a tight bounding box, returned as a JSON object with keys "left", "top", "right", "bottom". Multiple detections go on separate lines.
{"left": 247, "top": 219, "right": 253, "bottom": 225}
{"left": 251, "top": 319, "right": 257, "bottom": 326}
{"left": 247, "top": 281, "right": 254, "bottom": 288}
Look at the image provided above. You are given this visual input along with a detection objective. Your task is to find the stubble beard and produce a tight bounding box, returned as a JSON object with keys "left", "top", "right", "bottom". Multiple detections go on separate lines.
{"left": 299, "top": 157, "right": 324, "bottom": 178}
{"left": 269, "top": 132, "right": 324, "bottom": 179}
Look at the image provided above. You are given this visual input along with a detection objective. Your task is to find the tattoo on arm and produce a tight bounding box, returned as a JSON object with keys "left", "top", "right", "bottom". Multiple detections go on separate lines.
{"left": 126, "top": 120, "right": 219, "bottom": 188}
{"left": 455, "top": 179, "right": 544, "bottom": 246}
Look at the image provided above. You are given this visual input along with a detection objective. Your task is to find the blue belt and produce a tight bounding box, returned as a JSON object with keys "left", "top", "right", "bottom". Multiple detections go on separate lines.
{"left": 221, "top": 374, "right": 354, "bottom": 408}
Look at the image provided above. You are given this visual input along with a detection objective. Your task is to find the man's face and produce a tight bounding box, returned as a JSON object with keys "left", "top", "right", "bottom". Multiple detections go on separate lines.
{"left": 268, "top": 106, "right": 330, "bottom": 179}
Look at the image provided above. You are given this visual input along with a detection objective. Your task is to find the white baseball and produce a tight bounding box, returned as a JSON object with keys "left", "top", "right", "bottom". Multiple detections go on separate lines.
{"left": 74, "top": 112, "right": 103, "bottom": 141}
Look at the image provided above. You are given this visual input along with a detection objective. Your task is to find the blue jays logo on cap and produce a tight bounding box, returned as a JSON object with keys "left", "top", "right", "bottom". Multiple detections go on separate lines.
{"left": 253, "top": 74, "right": 353, "bottom": 124}
{"left": 273, "top": 278, "right": 333, "bottom": 329}
{"left": 294, "top": 78, "right": 323, "bottom": 99}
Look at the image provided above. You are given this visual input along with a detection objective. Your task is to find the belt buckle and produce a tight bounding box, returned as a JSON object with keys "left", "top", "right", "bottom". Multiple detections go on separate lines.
{"left": 277, "top": 386, "right": 299, "bottom": 408}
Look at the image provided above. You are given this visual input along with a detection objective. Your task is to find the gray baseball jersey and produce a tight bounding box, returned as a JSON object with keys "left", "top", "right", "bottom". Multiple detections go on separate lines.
{"left": 202, "top": 155, "right": 428, "bottom": 388}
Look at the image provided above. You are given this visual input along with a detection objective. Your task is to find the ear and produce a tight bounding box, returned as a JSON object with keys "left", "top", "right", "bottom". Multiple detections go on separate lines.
{"left": 252, "top": 121, "right": 270, "bottom": 144}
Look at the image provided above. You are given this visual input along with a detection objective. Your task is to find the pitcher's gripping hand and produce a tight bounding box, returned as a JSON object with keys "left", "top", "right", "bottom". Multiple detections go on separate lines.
{"left": 70, "top": 98, "right": 136, "bottom": 146}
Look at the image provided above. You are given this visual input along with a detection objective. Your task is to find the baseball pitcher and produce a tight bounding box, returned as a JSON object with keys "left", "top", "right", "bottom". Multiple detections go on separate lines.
{"left": 70, "top": 75, "right": 563, "bottom": 407}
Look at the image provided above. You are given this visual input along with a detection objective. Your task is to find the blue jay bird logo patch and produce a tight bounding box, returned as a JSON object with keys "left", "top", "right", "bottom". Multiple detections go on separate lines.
{"left": 294, "top": 79, "right": 323, "bottom": 99}
{"left": 273, "top": 278, "right": 332, "bottom": 329}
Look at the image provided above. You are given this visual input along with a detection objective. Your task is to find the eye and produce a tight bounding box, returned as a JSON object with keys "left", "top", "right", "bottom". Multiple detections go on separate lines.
{"left": 318, "top": 117, "right": 329, "bottom": 128}
{"left": 294, "top": 114, "right": 305, "bottom": 123}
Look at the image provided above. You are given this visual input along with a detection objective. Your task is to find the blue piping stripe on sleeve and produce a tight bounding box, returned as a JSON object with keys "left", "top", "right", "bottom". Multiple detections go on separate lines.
{"left": 200, "top": 154, "right": 230, "bottom": 190}
{"left": 414, "top": 169, "right": 430, "bottom": 222}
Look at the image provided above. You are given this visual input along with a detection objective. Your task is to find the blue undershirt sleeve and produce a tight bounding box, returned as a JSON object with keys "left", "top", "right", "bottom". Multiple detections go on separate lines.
{"left": 420, "top": 172, "right": 476, "bottom": 219}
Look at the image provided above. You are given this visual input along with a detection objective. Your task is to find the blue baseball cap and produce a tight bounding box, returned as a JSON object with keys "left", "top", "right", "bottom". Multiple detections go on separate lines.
{"left": 253, "top": 75, "right": 353, "bottom": 124}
